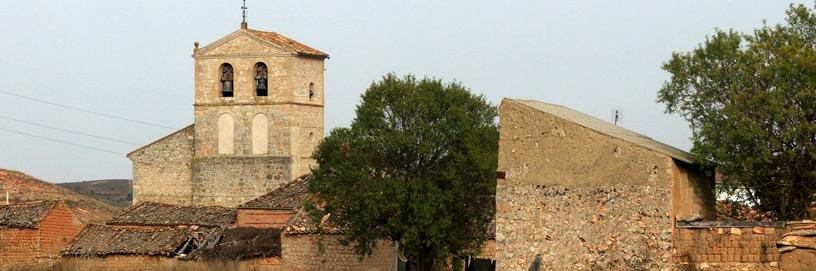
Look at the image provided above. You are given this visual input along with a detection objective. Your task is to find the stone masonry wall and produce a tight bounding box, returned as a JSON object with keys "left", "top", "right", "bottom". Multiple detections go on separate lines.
{"left": 496, "top": 100, "right": 682, "bottom": 270}
{"left": 281, "top": 234, "right": 396, "bottom": 271}
{"left": 192, "top": 156, "right": 291, "bottom": 207}
{"left": 496, "top": 183, "right": 673, "bottom": 270}
{"left": 129, "top": 126, "right": 194, "bottom": 205}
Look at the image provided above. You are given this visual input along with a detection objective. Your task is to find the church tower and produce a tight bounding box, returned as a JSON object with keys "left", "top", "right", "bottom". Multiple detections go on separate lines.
{"left": 127, "top": 20, "right": 327, "bottom": 207}
{"left": 189, "top": 23, "right": 328, "bottom": 206}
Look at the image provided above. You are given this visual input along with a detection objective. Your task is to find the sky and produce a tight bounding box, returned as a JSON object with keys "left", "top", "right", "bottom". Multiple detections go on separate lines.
{"left": 0, "top": 1, "right": 809, "bottom": 183}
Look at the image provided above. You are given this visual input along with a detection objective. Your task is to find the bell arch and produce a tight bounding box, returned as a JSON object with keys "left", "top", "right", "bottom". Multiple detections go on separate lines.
{"left": 255, "top": 62, "right": 268, "bottom": 97}
{"left": 220, "top": 63, "right": 234, "bottom": 97}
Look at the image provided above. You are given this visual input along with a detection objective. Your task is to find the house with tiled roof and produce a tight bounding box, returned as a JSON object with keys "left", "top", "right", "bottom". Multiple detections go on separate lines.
{"left": 0, "top": 201, "right": 80, "bottom": 268}
{"left": 237, "top": 175, "right": 309, "bottom": 228}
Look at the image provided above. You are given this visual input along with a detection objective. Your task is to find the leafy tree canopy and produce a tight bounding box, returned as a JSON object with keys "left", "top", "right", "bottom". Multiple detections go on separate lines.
{"left": 659, "top": 4, "right": 816, "bottom": 220}
{"left": 307, "top": 74, "right": 498, "bottom": 270}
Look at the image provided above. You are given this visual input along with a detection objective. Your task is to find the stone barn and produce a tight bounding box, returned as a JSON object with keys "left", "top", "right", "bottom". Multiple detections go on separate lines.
{"left": 0, "top": 200, "right": 81, "bottom": 268}
{"left": 495, "top": 98, "right": 715, "bottom": 270}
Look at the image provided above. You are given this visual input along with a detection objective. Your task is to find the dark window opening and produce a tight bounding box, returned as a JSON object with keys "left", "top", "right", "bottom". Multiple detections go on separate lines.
{"left": 255, "top": 63, "right": 268, "bottom": 96}
{"left": 221, "top": 64, "right": 234, "bottom": 97}
{"left": 308, "top": 82, "right": 315, "bottom": 101}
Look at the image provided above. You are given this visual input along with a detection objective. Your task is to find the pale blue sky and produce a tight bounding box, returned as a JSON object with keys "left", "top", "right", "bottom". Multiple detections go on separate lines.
{"left": 0, "top": 1, "right": 808, "bottom": 182}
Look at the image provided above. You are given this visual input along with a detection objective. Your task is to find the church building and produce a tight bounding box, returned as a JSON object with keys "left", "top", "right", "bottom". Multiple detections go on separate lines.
{"left": 127, "top": 21, "right": 327, "bottom": 207}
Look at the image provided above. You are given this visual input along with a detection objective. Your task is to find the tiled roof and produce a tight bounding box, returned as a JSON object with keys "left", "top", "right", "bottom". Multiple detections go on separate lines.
{"left": 107, "top": 202, "right": 236, "bottom": 227}
{"left": 283, "top": 207, "right": 343, "bottom": 235}
{"left": 184, "top": 227, "right": 282, "bottom": 261}
{"left": 246, "top": 29, "right": 328, "bottom": 58}
{"left": 240, "top": 175, "right": 309, "bottom": 210}
{"left": 505, "top": 99, "right": 694, "bottom": 163}
{"left": 0, "top": 200, "right": 59, "bottom": 229}
{"left": 62, "top": 224, "right": 190, "bottom": 257}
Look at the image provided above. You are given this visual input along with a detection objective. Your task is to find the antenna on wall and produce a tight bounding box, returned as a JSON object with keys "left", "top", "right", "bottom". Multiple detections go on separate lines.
{"left": 611, "top": 109, "right": 622, "bottom": 126}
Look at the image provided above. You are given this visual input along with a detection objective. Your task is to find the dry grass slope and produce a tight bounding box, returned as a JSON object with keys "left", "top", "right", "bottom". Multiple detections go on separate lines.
{"left": 0, "top": 168, "right": 121, "bottom": 224}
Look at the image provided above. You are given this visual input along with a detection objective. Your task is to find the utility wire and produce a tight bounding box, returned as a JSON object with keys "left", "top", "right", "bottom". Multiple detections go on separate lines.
{"left": 0, "top": 90, "right": 176, "bottom": 130}
{"left": 0, "top": 127, "right": 125, "bottom": 155}
{"left": 0, "top": 114, "right": 141, "bottom": 146}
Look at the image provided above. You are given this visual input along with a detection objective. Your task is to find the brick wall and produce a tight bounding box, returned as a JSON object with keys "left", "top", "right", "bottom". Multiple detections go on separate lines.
{"left": 37, "top": 202, "right": 81, "bottom": 257}
{"left": 0, "top": 202, "right": 79, "bottom": 269}
{"left": 0, "top": 228, "right": 41, "bottom": 268}
{"left": 673, "top": 221, "right": 816, "bottom": 270}
{"left": 236, "top": 209, "right": 295, "bottom": 228}
{"left": 674, "top": 225, "right": 781, "bottom": 270}
{"left": 281, "top": 234, "right": 396, "bottom": 271}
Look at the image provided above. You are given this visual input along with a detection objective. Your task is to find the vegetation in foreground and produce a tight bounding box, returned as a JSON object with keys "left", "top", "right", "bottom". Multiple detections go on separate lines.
{"left": 308, "top": 74, "right": 498, "bottom": 271}
{"left": 659, "top": 3, "right": 816, "bottom": 220}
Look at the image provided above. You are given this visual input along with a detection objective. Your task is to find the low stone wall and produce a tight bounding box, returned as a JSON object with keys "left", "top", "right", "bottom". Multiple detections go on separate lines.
{"left": 281, "top": 234, "right": 396, "bottom": 271}
{"left": 673, "top": 221, "right": 816, "bottom": 270}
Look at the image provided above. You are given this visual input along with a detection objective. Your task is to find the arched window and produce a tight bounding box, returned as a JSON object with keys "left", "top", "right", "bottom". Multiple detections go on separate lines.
{"left": 220, "top": 64, "right": 234, "bottom": 97}
{"left": 252, "top": 113, "right": 268, "bottom": 154}
{"left": 218, "top": 113, "right": 234, "bottom": 154}
{"left": 255, "top": 63, "right": 268, "bottom": 97}
{"left": 308, "top": 82, "right": 315, "bottom": 101}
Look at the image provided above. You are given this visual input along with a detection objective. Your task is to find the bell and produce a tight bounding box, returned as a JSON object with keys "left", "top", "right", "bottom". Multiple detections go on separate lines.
{"left": 222, "top": 81, "right": 233, "bottom": 92}
{"left": 257, "top": 79, "right": 267, "bottom": 90}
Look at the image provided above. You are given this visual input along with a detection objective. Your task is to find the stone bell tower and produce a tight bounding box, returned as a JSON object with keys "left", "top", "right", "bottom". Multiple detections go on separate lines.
{"left": 188, "top": 22, "right": 328, "bottom": 206}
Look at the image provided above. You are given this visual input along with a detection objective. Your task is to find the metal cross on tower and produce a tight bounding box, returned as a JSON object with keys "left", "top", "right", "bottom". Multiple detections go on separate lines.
{"left": 241, "top": 0, "right": 248, "bottom": 29}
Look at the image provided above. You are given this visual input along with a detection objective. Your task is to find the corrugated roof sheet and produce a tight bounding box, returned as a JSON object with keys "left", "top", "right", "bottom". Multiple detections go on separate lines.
{"left": 505, "top": 99, "right": 694, "bottom": 163}
{"left": 107, "top": 202, "right": 236, "bottom": 227}
{"left": 0, "top": 200, "right": 58, "bottom": 229}
{"left": 239, "top": 175, "right": 309, "bottom": 210}
{"left": 62, "top": 224, "right": 190, "bottom": 257}
{"left": 246, "top": 29, "right": 328, "bottom": 58}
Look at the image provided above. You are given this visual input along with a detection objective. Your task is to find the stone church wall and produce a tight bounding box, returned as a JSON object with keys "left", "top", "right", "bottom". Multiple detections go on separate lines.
{"left": 192, "top": 156, "right": 291, "bottom": 207}
{"left": 129, "top": 126, "right": 194, "bottom": 205}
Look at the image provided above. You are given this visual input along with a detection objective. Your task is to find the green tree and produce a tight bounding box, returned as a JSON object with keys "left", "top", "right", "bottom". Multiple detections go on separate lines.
{"left": 659, "top": 4, "right": 816, "bottom": 220}
{"left": 307, "top": 74, "right": 498, "bottom": 270}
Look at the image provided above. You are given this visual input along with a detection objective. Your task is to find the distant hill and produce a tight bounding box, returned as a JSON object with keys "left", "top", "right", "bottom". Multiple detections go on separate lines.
{"left": 0, "top": 168, "right": 121, "bottom": 224}
{"left": 58, "top": 179, "right": 132, "bottom": 208}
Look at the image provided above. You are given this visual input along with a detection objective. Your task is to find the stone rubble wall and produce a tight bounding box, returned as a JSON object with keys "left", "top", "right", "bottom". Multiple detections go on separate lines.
{"left": 496, "top": 183, "right": 673, "bottom": 270}
{"left": 192, "top": 156, "right": 291, "bottom": 207}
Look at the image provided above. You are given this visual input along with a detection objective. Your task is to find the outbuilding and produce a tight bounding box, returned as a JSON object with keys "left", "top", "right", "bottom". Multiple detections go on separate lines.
{"left": 495, "top": 98, "right": 715, "bottom": 270}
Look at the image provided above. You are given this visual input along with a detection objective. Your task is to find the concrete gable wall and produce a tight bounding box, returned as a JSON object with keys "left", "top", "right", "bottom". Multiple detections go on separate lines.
{"left": 498, "top": 100, "right": 673, "bottom": 187}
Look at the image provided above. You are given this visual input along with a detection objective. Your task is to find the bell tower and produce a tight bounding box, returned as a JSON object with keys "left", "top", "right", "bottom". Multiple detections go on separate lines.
{"left": 188, "top": 21, "right": 328, "bottom": 206}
